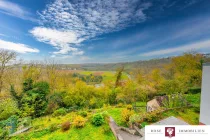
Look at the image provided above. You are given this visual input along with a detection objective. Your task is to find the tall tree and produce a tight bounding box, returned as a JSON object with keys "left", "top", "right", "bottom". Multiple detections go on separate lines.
{"left": 0, "top": 50, "right": 17, "bottom": 93}
{"left": 115, "top": 66, "right": 124, "bottom": 88}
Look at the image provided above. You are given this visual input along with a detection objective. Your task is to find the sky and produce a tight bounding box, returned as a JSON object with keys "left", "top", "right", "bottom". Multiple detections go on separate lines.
{"left": 0, "top": 0, "right": 210, "bottom": 63}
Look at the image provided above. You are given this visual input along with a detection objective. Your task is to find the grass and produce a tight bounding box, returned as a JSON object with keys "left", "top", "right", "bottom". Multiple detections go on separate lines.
{"left": 107, "top": 107, "right": 125, "bottom": 126}
{"left": 12, "top": 123, "right": 115, "bottom": 140}
{"left": 161, "top": 108, "right": 199, "bottom": 125}
{"left": 11, "top": 111, "right": 115, "bottom": 140}
{"left": 79, "top": 71, "right": 129, "bottom": 82}
{"left": 10, "top": 93, "right": 201, "bottom": 139}
{"left": 159, "top": 93, "right": 201, "bottom": 125}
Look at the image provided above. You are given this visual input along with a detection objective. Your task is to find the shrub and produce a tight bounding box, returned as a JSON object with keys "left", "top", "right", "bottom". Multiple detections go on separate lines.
{"left": 49, "top": 124, "right": 58, "bottom": 132}
{"left": 46, "top": 102, "right": 59, "bottom": 114}
{"left": 19, "top": 117, "right": 32, "bottom": 128}
{"left": 92, "top": 114, "right": 104, "bottom": 126}
{"left": 116, "top": 103, "right": 124, "bottom": 108}
{"left": 73, "top": 116, "right": 86, "bottom": 128}
{"left": 0, "top": 128, "right": 9, "bottom": 139}
{"left": 102, "top": 125, "right": 111, "bottom": 134}
{"left": 61, "top": 121, "right": 70, "bottom": 131}
{"left": 187, "top": 87, "right": 201, "bottom": 94}
{"left": 143, "top": 108, "right": 164, "bottom": 122}
{"left": 129, "top": 114, "right": 142, "bottom": 126}
{"left": 121, "top": 109, "right": 134, "bottom": 123}
{"left": 53, "top": 108, "right": 67, "bottom": 117}
{"left": 194, "top": 106, "right": 200, "bottom": 113}
{"left": 101, "top": 111, "right": 109, "bottom": 122}
{"left": 140, "top": 122, "right": 148, "bottom": 128}
{"left": 78, "top": 111, "right": 87, "bottom": 117}
{"left": 126, "top": 104, "right": 133, "bottom": 110}
{"left": 0, "top": 98, "right": 19, "bottom": 121}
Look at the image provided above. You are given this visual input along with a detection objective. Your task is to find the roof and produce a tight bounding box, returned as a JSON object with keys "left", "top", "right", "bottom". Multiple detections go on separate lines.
{"left": 153, "top": 116, "right": 189, "bottom": 125}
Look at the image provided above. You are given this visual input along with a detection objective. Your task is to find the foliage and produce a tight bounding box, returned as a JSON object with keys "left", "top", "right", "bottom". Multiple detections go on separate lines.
{"left": 101, "top": 111, "right": 109, "bottom": 122}
{"left": 160, "top": 79, "right": 187, "bottom": 95}
{"left": 23, "top": 78, "right": 33, "bottom": 92}
{"left": 53, "top": 108, "right": 67, "bottom": 117}
{"left": 92, "top": 113, "right": 105, "bottom": 126}
{"left": 73, "top": 115, "right": 86, "bottom": 128}
{"left": 20, "top": 80, "right": 50, "bottom": 118}
{"left": 116, "top": 103, "right": 124, "bottom": 108}
{"left": 0, "top": 98, "right": 18, "bottom": 121}
{"left": 78, "top": 111, "right": 87, "bottom": 117}
{"left": 187, "top": 87, "right": 201, "bottom": 94}
{"left": 19, "top": 117, "right": 32, "bottom": 128}
{"left": 121, "top": 109, "right": 134, "bottom": 123}
{"left": 49, "top": 123, "right": 58, "bottom": 132}
{"left": 140, "top": 122, "right": 148, "bottom": 128}
{"left": 102, "top": 124, "right": 111, "bottom": 134}
{"left": 72, "top": 73, "right": 103, "bottom": 84}
{"left": 144, "top": 108, "right": 164, "bottom": 122}
{"left": 61, "top": 121, "right": 71, "bottom": 131}
{"left": 0, "top": 128, "right": 9, "bottom": 140}
{"left": 115, "top": 66, "right": 124, "bottom": 87}
{"left": 126, "top": 104, "right": 133, "bottom": 110}
{"left": 129, "top": 114, "right": 142, "bottom": 125}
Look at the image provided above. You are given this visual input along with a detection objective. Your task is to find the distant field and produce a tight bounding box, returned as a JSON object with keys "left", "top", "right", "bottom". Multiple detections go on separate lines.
{"left": 59, "top": 70, "right": 129, "bottom": 82}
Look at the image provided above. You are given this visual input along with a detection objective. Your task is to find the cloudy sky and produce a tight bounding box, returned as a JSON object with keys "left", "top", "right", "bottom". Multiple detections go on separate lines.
{"left": 0, "top": 0, "right": 210, "bottom": 63}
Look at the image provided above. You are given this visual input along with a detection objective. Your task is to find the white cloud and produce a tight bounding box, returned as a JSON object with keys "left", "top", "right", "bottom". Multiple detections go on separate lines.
{"left": 0, "top": 0, "right": 36, "bottom": 22}
{"left": 140, "top": 39, "right": 210, "bottom": 56}
{"left": 30, "top": 0, "right": 152, "bottom": 57}
{"left": 0, "top": 39, "right": 39, "bottom": 53}
{"left": 30, "top": 27, "right": 84, "bottom": 55}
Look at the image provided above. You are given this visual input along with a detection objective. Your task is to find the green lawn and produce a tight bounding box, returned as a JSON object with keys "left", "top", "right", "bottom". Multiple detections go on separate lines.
{"left": 79, "top": 71, "right": 129, "bottom": 82}
{"left": 11, "top": 111, "right": 115, "bottom": 140}
{"left": 159, "top": 93, "right": 201, "bottom": 125}
{"left": 107, "top": 107, "right": 126, "bottom": 126}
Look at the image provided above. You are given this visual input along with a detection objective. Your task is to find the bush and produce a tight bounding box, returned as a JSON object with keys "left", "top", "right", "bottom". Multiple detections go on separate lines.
{"left": 144, "top": 108, "right": 164, "bottom": 122}
{"left": 101, "top": 111, "right": 109, "bottom": 122}
{"left": 19, "top": 117, "right": 32, "bottom": 128}
{"left": 187, "top": 87, "right": 201, "bottom": 94}
{"left": 129, "top": 114, "right": 142, "bottom": 125}
{"left": 92, "top": 114, "right": 104, "bottom": 126}
{"left": 53, "top": 108, "right": 67, "bottom": 117}
{"left": 49, "top": 124, "right": 58, "bottom": 132}
{"left": 73, "top": 116, "right": 86, "bottom": 128}
{"left": 194, "top": 106, "right": 200, "bottom": 113}
{"left": 61, "top": 121, "right": 70, "bottom": 131}
{"left": 140, "top": 122, "right": 148, "bottom": 128}
{"left": 0, "top": 98, "right": 19, "bottom": 121}
{"left": 121, "top": 109, "right": 134, "bottom": 123}
{"left": 46, "top": 102, "right": 59, "bottom": 114}
{"left": 126, "top": 105, "right": 133, "bottom": 110}
{"left": 102, "top": 125, "right": 111, "bottom": 134}
{"left": 78, "top": 111, "right": 87, "bottom": 117}
{"left": 0, "top": 128, "right": 9, "bottom": 139}
{"left": 116, "top": 103, "right": 124, "bottom": 108}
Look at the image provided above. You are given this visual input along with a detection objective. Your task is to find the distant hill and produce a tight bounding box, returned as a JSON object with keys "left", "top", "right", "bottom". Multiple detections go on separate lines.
{"left": 57, "top": 57, "right": 172, "bottom": 72}
{"left": 57, "top": 53, "right": 210, "bottom": 72}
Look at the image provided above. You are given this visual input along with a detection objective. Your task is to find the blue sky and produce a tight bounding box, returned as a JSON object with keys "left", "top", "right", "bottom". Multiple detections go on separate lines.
{"left": 0, "top": 0, "right": 210, "bottom": 63}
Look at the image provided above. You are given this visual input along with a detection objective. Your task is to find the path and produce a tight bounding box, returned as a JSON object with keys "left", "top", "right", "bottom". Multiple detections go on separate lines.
{"left": 109, "top": 117, "right": 142, "bottom": 140}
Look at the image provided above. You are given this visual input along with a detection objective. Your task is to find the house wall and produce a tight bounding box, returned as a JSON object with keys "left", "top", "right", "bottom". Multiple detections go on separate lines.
{"left": 199, "top": 63, "right": 210, "bottom": 125}
{"left": 147, "top": 99, "right": 160, "bottom": 112}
